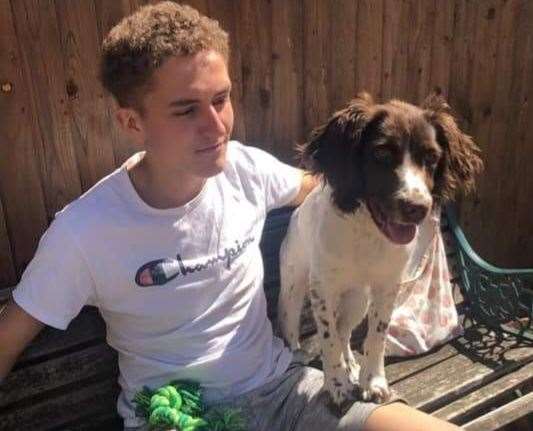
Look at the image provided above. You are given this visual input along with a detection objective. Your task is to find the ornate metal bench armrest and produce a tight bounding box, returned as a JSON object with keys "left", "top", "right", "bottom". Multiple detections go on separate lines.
{"left": 444, "top": 205, "right": 533, "bottom": 342}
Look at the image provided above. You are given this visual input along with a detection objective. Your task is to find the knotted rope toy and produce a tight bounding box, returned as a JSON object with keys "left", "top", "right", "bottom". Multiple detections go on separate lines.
{"left": 133, "top": 380, "right": 246, "bottom": 431}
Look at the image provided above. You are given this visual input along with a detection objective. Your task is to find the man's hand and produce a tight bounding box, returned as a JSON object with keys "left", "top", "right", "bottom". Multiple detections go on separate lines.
{"left": 288, "top": 170, "right": 321, "bottom": 207}
{"left": 0, "top": 300, "right": 45, "bottom": 380}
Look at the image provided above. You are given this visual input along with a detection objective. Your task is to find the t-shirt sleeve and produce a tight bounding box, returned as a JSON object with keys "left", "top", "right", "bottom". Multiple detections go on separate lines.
{"left": 232, "top": 142, "right": 302, "bottom": 212}
{"left": 11, "top": 216, "right": 97, "bottom": 330}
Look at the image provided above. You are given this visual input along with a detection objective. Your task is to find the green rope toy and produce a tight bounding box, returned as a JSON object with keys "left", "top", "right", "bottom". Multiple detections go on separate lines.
{"left": 133, "top": 380, "right": 246, "bottom": 431}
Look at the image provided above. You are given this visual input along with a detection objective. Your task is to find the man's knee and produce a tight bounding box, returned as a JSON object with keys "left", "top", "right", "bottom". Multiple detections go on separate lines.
{"left": 360, "top": 401, "right": 461, "bottom": 431}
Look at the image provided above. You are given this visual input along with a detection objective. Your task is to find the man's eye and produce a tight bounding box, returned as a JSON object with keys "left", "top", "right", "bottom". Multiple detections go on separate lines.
{"left": 213, "top": 95, "right": 228, "bottom": 106}
{"left": 172, "top": 108, "right": 194, "bottom": 116}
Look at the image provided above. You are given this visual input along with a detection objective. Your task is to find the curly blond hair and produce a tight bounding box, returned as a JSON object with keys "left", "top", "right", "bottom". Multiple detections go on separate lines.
{"left": 100, "top": 1, "right": 229, "bottom": 112}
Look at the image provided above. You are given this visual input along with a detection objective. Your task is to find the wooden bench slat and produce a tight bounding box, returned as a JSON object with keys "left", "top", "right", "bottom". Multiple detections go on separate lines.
{"left": 463, "top": 391, "right": 533, "bottom": 431}
{"left": 58, "top": 412, "right": 122, "bottom": 431}
{"left": 393, "top": 342, "right": 533, "bottom": 413}
{"left": 432, "top": 361, "right": 533, "bottom": 424}
{"left": 0, "top": 379, "right": 119, "bottom": 431}
{"left": 0, "top": 343, "right": 117, "bottom": 408}
{"left": 16, "top": 307, "right": 106, "bottom": 363}
{"left": 0, "top": 286, "right": 12, "bottom": 304}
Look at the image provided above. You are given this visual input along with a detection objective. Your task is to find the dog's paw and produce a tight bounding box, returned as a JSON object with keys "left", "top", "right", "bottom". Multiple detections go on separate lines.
{"left": 325, "top": 375, "right": 359, "bottom": 414}
{"left": 360, "top": 374, "right": 391, "bottom": 403}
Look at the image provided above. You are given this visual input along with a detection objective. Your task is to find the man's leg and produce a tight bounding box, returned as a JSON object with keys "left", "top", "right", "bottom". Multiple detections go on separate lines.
{"left": 341, "top": 401, "right": 461, "bottom": 431}
{"left": 206, "top": 361, "right": 461, "bottom": 431}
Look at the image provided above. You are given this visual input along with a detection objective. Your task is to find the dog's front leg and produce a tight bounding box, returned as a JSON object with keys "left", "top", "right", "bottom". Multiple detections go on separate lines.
{"left": 309, "top": 279, "right": 355, "bottom": 410}
{"left": 360, "top": 286, "right": 397, "bottom": 403}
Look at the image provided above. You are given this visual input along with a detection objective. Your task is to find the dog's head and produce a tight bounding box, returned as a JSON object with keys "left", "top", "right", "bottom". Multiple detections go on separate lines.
{"left": 300, "top": 92, "right": 483, "bottom": 244}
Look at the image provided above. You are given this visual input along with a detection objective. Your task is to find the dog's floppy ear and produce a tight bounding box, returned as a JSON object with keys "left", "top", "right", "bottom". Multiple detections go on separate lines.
{"left": 423, "top": 93, "right": 484, "bottom": 203}
{"left": 298, "top": 92, "right": 375, "bottom": 211}
{"left": 300, "top": 92, "right": 374, "bottom": 171}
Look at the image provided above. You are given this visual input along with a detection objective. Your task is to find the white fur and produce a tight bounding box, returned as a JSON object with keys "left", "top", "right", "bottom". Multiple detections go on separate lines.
{"left": 397, "top": 154, "right": 432, "bottom": 208}
{"left": 278, "top": 183, "right": 434, "bottom": 406}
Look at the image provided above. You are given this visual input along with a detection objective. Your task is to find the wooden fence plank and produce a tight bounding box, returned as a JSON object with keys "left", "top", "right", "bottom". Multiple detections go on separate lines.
{"left": 447, "top": 0, "right": 478, "bottom": 126}
{"left": 484, "top": 0, "right": 532, "bottom": 268}
{"left": 55, "top": 0, "right": 116, "bottom": 192}
{"left": 303, "top": 0, "right": 330, "bottom": 133}
{"left": 404, "top": 0, "right": 437, "bottom": 104}
{"left": 271, "top": 0, "right": 304, "bottom": 163}
{"left": 501, "top": 0, "right": 533, "bottom": 268}
{"left": 381, "top": 0, "right": 409, "bottom": 100}
{"left": 355, "top": 0, "right": 384, "bottom": 99}
{"left": 10, "top": 0, "right": 82, "bottom": 218}
{"left": 0, "top": 0, "right": 48, "bottom": 277}
{"left": 328, "top": 0, "right": 357, "bottom": 112}
{"left": 238, "top": 0, "right": 273, "bottom": 150}
{"left": 516, "top": 0, "right": 533, "bottom": 268}
{"left": 429, "top": 0, "right": 455, "bottom": 99}
{"left": 458, "top": 0, "right": 501, "bottom": 255}
{"left": 184, "top": 0, "right": 209, "bottom": 15}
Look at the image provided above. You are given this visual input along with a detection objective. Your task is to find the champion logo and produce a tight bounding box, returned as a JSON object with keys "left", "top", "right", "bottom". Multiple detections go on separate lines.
{"left": 135, "top": 237, "right": 255, "bottom": 287}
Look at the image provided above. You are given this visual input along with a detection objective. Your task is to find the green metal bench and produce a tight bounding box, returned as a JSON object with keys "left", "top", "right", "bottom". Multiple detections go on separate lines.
{"left": 0, "top": 206, "right": 532, "bottom": 430}
{"left": 445, "top": 206, "right": 533, "bottom": 343}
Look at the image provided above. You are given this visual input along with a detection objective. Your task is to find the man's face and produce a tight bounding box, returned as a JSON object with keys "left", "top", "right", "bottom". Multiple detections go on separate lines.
{"left": 137, "top": 50, "right": 234, "bottom": 179}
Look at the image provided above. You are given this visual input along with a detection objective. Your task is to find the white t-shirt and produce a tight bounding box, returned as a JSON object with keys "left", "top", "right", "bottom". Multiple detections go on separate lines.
{"left": 13, "top": 141, "right": 302, "bottom": 427}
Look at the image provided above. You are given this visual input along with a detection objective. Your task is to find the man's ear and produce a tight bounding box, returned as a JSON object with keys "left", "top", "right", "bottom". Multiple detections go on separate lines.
{"left": 115, "top": 107, "right": 145, "bottom": 144}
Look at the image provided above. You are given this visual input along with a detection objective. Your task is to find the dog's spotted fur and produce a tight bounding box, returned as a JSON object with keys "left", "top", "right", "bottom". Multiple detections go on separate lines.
{"left": 278, "top": 93, "right": 482, "bottom": 409}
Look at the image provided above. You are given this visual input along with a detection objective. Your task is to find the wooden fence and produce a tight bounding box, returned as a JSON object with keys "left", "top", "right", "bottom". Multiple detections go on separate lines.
{"left": 1, "top": 0, "right": 532, "bottom": 291}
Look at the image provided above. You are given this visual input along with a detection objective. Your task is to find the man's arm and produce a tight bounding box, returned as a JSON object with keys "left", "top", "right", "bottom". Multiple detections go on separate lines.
{"left": 0, "top": 300, "right": 45, "bottom": 380}
{"left": 288, "top": 170, "right": 321, "bottom": 207}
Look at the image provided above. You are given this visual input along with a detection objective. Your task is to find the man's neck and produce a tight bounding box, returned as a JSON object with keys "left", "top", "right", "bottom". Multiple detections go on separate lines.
{"left": 127, "top": 154, "right": 206, "bottom": 210}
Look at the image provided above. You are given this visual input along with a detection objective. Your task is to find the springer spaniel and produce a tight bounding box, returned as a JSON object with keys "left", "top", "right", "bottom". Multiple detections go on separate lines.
{"left": 278, "top": 93, "right": 483, "bottom": 409}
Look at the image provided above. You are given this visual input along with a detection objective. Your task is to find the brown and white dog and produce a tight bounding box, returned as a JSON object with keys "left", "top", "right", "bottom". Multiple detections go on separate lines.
{"left": 278, "top": 93, "right": 483, "bottom": 409}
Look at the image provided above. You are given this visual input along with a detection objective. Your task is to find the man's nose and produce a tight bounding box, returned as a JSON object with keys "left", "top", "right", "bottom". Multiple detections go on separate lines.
{"left": 200, "top": 105, "right": 226, "bottom": 136}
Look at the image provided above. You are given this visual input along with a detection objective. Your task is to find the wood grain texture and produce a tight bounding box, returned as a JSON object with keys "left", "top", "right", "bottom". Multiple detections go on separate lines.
{"left": 0, "top": 343, "right": 117, "bottom": 407}
{"left": 0, "top": 0, "right": 48, "bottom": 278}
{"left": 2, "top": 0, "right": 532, "bottom": 283}
{"left": 463, "top": 391, "right": 533, "bottom": 431}
{"left": 55, "top": 0, "right": 116, "bottom": 191}
{"left": 0, "top": 378, "right": 119, "bottom": 430}
{"left": 433, "top": 361, "right": 533, "bottom": 423}
{"left": 10, "top": 0, "right": 83, "bottom": 218}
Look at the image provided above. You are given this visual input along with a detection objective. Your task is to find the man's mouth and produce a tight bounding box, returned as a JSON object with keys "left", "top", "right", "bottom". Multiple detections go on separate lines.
{"left": 196, "top": 141, "right": 225, "bottom": 153}
{"left": 366, "top": 198, "right": 417, "bottom": 245}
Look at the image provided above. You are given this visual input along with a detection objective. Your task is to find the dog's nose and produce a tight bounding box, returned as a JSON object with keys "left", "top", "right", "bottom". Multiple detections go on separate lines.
{"left": 399, "top": 200, "right": 428, "bottom": 224}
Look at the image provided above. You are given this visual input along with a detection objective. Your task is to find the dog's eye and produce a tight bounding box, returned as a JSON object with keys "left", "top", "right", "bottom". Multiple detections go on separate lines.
{"left": 425, "top": 152, "right": 440, "bottom": 169}
{"left": 373, "top": 147, "right": 395, "bottom": 164}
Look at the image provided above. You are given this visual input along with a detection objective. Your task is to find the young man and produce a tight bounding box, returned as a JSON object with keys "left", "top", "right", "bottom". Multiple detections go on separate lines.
{"left": 0, "top": 2, "right": 460, "bottom": 430}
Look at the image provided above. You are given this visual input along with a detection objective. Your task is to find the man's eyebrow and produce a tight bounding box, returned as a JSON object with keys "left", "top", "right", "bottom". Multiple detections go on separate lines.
{"left": 168, "top": 98, "right": 198, "bottom": 107}
{"left": 168, "top": 86, "right": 232, "bottom": 108}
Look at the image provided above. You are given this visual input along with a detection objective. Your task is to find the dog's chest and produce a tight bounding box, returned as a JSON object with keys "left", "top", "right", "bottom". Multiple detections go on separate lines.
{"left": 315, "top": 205, "right": 416, "bottom": 287}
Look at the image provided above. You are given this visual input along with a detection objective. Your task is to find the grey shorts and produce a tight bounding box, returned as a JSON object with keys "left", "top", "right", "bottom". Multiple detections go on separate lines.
{"left": 125, "top": 355, "right": 400, "bottom": 431}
